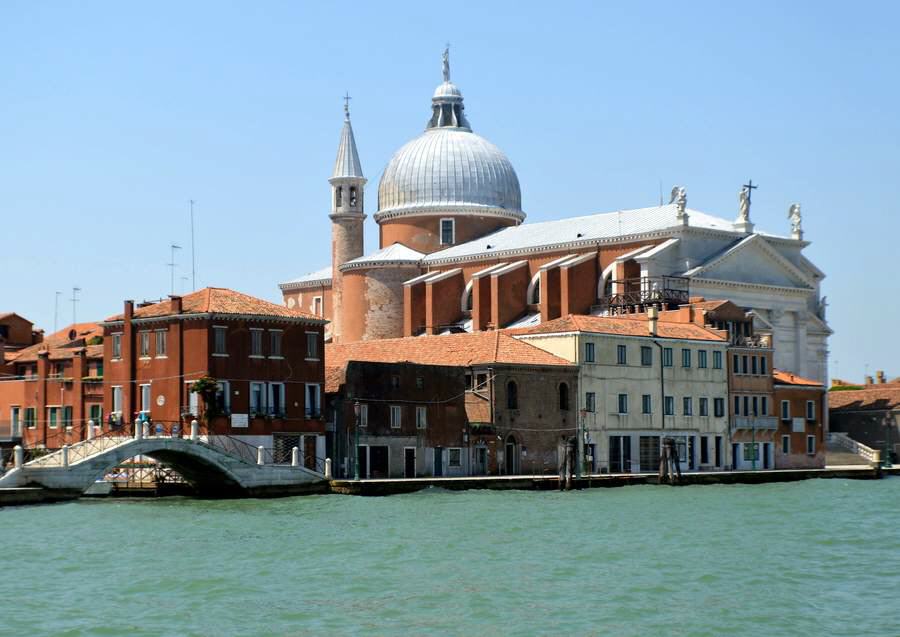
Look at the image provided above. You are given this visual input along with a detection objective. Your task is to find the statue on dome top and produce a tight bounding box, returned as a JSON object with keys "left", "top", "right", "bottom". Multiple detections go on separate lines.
{"left": 442, "top": 46, "right": 450, "bottom": 82}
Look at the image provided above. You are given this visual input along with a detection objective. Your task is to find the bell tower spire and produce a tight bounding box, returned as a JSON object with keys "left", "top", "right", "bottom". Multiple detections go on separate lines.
{"left": 329, "top": 95, "right": 366, "bottom": 343}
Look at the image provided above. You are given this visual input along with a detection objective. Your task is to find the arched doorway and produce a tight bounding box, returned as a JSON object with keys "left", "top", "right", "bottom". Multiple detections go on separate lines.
{"left": 505, "top": 435, "right": 519, "bottom": 475}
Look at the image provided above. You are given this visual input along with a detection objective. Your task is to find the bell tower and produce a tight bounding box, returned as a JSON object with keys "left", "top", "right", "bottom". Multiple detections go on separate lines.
{"left": 329, "top": 96, "right": 366, "bottom": 343}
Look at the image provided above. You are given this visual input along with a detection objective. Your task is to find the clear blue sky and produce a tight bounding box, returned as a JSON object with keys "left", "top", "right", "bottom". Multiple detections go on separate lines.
{"left": 1, "top": 1, "right": 897, "bottom": 381}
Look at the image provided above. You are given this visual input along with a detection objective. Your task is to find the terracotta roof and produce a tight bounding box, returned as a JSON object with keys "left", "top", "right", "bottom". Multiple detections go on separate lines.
{"left": 106, "top": 287, "right": 322, "bottom": 322}
{"left": 829, "top": 385, "right": 900, "bottom": 412}
{"left": 325, "top": 366, "right": 346, "bottom": 394}
{"left": 327, "top": 331, "right": 573, "bottom": 372}
{"left": 773, "top": 369, "right": 824, "bottom": 387}
{"left": 7, "top": 323, "right": 103, "bottom": 363}
{"left": 512, "top": 314, "right": 726, "bottom": 342}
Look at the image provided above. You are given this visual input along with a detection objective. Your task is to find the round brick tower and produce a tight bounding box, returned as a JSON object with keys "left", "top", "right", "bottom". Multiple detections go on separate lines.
{"left": 329, "top": 101, "right": 366, "bottom": 343}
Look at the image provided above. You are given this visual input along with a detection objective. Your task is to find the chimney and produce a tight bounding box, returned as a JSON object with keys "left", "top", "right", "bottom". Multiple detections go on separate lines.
{"left": 876, "top": 370, "right": 886, "bottom": 384}
{"left": 865, "top": 375, "right": 874, "bottom": 385}
{"left": 124, "top": 300, "right": 134, "bottom": 320}
{"left": 647, "top": 306, "right": 659, "bottom": 337}
{"left": 169, "top": 295, "right": 183, "bottom": 314}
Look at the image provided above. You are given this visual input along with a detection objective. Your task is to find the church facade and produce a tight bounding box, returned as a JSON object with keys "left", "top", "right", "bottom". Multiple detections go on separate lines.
{"left": 279, "top": 52, "right": 830, "bottom": 382}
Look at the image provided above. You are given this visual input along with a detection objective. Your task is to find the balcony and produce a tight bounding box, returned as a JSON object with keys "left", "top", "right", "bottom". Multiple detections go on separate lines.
{"left": 592, "top": 276, "right": 690, "bottom": 314}
{"left": 731, "top": 416, "right": 778, "bottom": 431}
{"left": 732, "top": 335, "right": 772, "bottom": 349}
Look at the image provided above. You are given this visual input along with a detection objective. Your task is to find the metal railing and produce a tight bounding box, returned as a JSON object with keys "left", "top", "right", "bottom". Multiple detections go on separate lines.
{"left": 731, "top": 416, "right": 778, "bottom": 431}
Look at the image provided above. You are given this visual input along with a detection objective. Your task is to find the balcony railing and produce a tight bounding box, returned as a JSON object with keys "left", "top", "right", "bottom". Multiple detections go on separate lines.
{"left": 732, "top": 335, "right": 772, "bottom": 349}
{"left": 592, "top": 276, "right": 690, "bottom": 314}
{"left": 731, "top": 416, "right": 778, "bottom": 431}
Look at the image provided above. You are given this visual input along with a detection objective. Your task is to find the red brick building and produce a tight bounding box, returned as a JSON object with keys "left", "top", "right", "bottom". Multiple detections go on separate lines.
{"left": 102, "top": 288, "right": 328, "bottom": 465}
{"left": 0, "top": 323, "right": 104, "bottom": 449}
{"left": 773, "top": 370, "right": 826, "bottom": 468}
{"left": 326, "top": 331, "right": 578, "bottom": 477}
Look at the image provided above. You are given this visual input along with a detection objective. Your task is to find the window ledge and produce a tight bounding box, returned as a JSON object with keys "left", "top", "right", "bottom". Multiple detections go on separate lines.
{"left": 304, "top": 357, "right": 320, "bottom": 362}
{"left": 212, "top": 353, "right": 229, "bottom": 358}
{"left": 269, "top": 355, "right": 285, "bottom": 360}
{"left": 155, "top": 355, "right": 168, "bottom": 360}
{"left": 249, "top": 355, "right": 265, "bottom": 359}
{"left": 139, "top": 356, "right": 151, "bottom": 360}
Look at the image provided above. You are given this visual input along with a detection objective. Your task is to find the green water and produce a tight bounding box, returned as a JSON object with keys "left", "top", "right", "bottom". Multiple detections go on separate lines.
{"left": 2, "top": 479, "right": 899, "bottom": 636}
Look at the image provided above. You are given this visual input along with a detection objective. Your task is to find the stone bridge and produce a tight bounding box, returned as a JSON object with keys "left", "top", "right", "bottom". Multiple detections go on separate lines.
{"left": 0, "top": 434, "right": 328, "bottom": 498}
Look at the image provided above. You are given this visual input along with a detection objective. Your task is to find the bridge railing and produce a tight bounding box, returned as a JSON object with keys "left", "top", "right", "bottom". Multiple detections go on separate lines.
{"left": 25, "top": 423, "right": 136, "bottom": 467}
{"left": 827, "top": 432, "right": 881, "bottom": 464}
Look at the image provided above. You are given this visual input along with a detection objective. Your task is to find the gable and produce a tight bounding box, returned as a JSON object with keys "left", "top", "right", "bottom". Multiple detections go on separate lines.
{"left": 690, "top": 237, "right": 813, "bottom": 289}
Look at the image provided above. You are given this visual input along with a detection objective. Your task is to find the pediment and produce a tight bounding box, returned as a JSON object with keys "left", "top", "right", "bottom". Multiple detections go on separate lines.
{"left": 689, "top": 236, "right": 813, "bottom": 289}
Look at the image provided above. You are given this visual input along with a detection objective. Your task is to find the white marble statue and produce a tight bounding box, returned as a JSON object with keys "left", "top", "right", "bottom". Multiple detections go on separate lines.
{"left": 788, "top": 203, "right": 802, "bottom": 239}
{"left": 738, "top": 186, "right": 750, "bottom": 221}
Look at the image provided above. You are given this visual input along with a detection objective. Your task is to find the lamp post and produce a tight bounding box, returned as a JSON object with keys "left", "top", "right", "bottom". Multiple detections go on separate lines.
{"left": 884, "top": 413, "right": 894, "bottom": 469}
{"left": 578, "top": 408, "right": 587, "bottom": 479}
{"left": 353, "top": 400, "right": 361, "bottom": 480}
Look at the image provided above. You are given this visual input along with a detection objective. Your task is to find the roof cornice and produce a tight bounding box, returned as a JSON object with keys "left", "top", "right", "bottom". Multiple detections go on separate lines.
{"left": 375, "top": 205, "right": 525, "bottom": 224}
{"left": 102, "top": 312, "right": 327, "bottom": 327}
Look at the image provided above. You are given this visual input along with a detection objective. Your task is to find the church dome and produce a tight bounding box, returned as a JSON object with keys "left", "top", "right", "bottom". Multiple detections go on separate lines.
{"left": 375, "top": 52, "right": 524, "bottom": 223}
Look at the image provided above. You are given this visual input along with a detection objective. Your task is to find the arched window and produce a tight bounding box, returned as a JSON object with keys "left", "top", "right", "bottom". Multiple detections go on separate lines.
{"left": 349, "top": 186, "right": 357, "bottom": 207}
{"left": 506, "top": 380, "right": 518, "bottom": 410}
{"left": 559, "top": 382, "right": 569, "bottom": 411}
{"left": 527, "top": 272, "right": 541, "bottom": 305}
{"left": 335, "top": 186, "right": 343, "bottom": 208}
{"left": 461, "top": 280, "right": 474, "bottom": 312}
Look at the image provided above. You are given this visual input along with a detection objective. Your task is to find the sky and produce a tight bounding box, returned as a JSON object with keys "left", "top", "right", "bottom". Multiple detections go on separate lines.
{"left": 1, "top": 1, "right": 898, "bottom": 381}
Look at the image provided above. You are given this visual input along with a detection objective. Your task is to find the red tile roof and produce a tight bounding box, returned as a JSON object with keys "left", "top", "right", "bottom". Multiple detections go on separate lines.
{"left": 773, "top": 369, "right": 824, "bottom": 387}
{"left": 829, "top": 385, "right": 900, "bottom": 411}
{"left": 8, "top": 323, "right": 103, "bottom": 363}
{"left": 106, "top": 287, "right": 322, "bottom": 322}
{"left": 327, "top": 331, "right": 573, "bottom": 373}
{"left": 512, "top": 314, "right": 726, "bottom": 342}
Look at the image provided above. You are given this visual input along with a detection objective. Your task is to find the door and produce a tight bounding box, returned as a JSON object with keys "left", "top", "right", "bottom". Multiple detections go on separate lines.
{"left": 304, "top": 435, "right": 317, "bottom": 470}
{"left": 357, "top": 445, "right": 368, "bottom": 479}
{"left": 433, "top": 447, "right": 443, "bottom": 477}
{"left": 474, "top": 447, "right": 487, "bottom": 475}
{"left": 370, "top": 446, "right": 389, "bottom": 478}
{"left": 732, "top": 443, "right": 739, "bottom": 470}
{"left": 763, "top": 442, "right": 771, "bottom": 469}
{"left": 404, "top": 448, "right": 416, "bottom": 478}
{"left": 504, "top": 436, "right": 517, "bottom": 475}
{"left": 715, "top": 436, "right": 722, "bottom": 468}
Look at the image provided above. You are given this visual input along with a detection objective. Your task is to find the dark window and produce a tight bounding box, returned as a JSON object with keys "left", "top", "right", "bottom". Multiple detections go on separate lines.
{"left": 713, "top": 351, "right": 723, "bottom": 369}
{"left": 507, "top": 381, "right": 518, "bottom": 410}
{"left": 733, "top": 353, "right": 740, "bottom": 373}
{"left": 683, "top": 397, "right": 693, "bottom": 416}
{"left": 742, "top": 355, "right": 749, "bottom": 374}
{"left": 585, "top": 392, "right": 596, "bottom": 412}
{"left": 584, "top": 342, "right": 595, "bottom": 363}
{"left": 700, "top": 437, "right": 709, "bottom": 464}
{"left": 698, "top": 350, "right": 708, "bottom": 368}
{"left": 806, "top": 400, "right": 815, "bottom": 421}
{"left": 734, "top": 396, "right": 741, "bottom": 416}
{"left": 391, "top": 375, "right": 400, "bottom": 389}
{"left": 465, "top": 373, "right": 473, "bottom": 390}
{"left": 617, "top": 394, "right": 628, "bottom": 414}
{"left": 440, "top": 219, "right": 455, "bottom": 245}
{"left": 760, "top": 356, "right": 768, "bottom": 375}
{"left": 663, "top": 348, "right": 673, "bottom": 367}
{"left": 617, "top": 344, "right": 627, "bottom": 365}
{"left": 699, "top": 397, "right": 709, "bottom": 416}
{"left": 640, "top": 346, "right": 652, "bottom": 366}
{"left": 664, "top": 396, "right": 675, "bottom": 416}
{"left": 559, "top": 383, "right": 569, "bottom": 411}
{"left": 416, "top": 376, "right": 424, "bottom": 389}
{"left": 682, "top": 349, "right": 691, "bottom": 368}
{"left": 751, "top": 356, "right": 758, "bottom": 375}
{"left": 642, "top": 394, "right": 652, "bottom": 414}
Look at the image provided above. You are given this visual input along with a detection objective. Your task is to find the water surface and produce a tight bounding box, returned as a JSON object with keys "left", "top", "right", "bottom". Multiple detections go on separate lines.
{"left": 2, "top": 478, "right": 898, "bottom": 636}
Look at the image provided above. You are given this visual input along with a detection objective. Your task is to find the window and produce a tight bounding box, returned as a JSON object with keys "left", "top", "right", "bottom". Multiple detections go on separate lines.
{"left": 559, "top": 383, "right": 570, "bottom": 411}
{"left": 358, "top": 403, "right": 368, "bottom": 427}
{"left": 584, "top": 342, "right": 595, "bottom": 363}
{"left": 139, "top": 331, "right": 150, "bottom": 357}
{"left": 806, "top": 435, "right": 816, "bottom": 455}
{"left": 664, "top": 396, "right": 675, "bottom": 416}
{"left": 268, "top": 382, "right": 286, "bottom": 417}
{"left": 681, "top": 349, "right": 691, "bottom": 368}
{"left": 699, "top": 397, "right": 709, "bottom": 417}
{"left": 782, "top": 435, "right": 790, "bottom": 454}
{"left": 507, "top": 380, "right": 518, "bottom": 410}
{"left": 743, "top": 396, "right": 750, "bottom": 417}
{"left": 416, "top": 376, "right": 424, "bottom": 389}
{"left": 806, "top": 400, "right": 816, "bottom": 421}
{"left": 250, "top": 382, "right": 266, "bottom": 415}
{"left": 313, "top": 296, "right": 323, "bottom": 316}
{"left": 617, "top": 345, "right": 627, "bottom": 365}
{"left": 390, "top": 405, "right": 402, "bottom": 428}
{"left": 448, "top": 448, "right": 462, "bottom": 467}
{"left": 10, "top": 407, "right": 20, "bottom": 435}
{"left": 752, "top": 396, "right": 759, "bottom": 417}
{"left": 760, "top": 356, "right": 768, "bottom": 375}
{"left": 734, "top": 396, "right": 741, "bottom": 416}
{"left": 63, "top": 406, "right": 73, "bottom": 429}
{"left": 617, "top": 394, "right": 628, "bottom": 415}
{"left": 733, "top": 353, "right": 740, "bottom": 373}
{"left": 89, "top": 404, "right": 103, "bottom": 427}
{"left": 110, "top": 386, "right": 123, "bottom": 416}
{"left": 440, "top": 218, "right": 455, "bottom": 245}
{"left": 416, "top": 406, "right": 427, "bottom": 429}
{"left": 111, "top": 333, "right": 122, "bottom": 359}
{"left": 155, "top": 329, "right": 167, "bottom": 357}
{"left": 698, "top": 350, "right": 708, "bottom": 369}
{"left": 48, "top": 407, "right": 59, "bottom": 429}
{"left": 25, "top": 408, "right": 36, "bottom": 429}
{"left": 640, "top": 346, "right": 652, "bottom": 366}
{"left": 269, "top": 330, "right": 282, "bottom": 358}
{"left": 713, "top": 351, "right": 722, "bottom": 369}
{"left": 683, "top": 397, "right": 693, "bottom": 416}
{"left": 585, "top": 392, "right": 596, "bottom": 413}
{"left": 349, "top": 186, "right": 358, "bottom": 206}
{"left": 714, "top": 397, "right": 725, "bottom": 418}
{"left": 140, "top": 384, "right": 151, "bottom": 414}
{"left": 305, "top": 332, "right": 318, "bottom": 360}
{"left": 743, "top": 443, "right": 760, "bottom": 462}
{"left": 761, "top": 397, "right": 768, "bottom": 416}
{"left": 751, "top": 356, "right": 758, "bottom": 375}
{"left": 700, "top": 437, "right": 709, "bottom": 464}
{"left": 305, "top": 383, "right": 320, "bottom": 418}
{"left": 335, "top": 185, "right": 342, "bottom": 207}
{"left": 213, "top": 326, "right": 228, "bottom": 355}
{"left": 642, "top": 394, "right": 652, "bottom": 414}
{"left": 741, "top": 355, "right": 749, "bottom": 374}
{"left": 250, "top": 329, "right": 264, "bottom": 357}
{"left": 465, "top": 373, "right": 473, "bottom": 390}
{"left": 391, "top": 375, "right": 400, "bottom": 389}
{"left": 781, "top": 400, "right": 791, "bottom": 421}
{"left": 214, "top": 381, "right": 231, "bottom": 415}
{"left": 663, "top": 348, "right": 673, "bottom": 367}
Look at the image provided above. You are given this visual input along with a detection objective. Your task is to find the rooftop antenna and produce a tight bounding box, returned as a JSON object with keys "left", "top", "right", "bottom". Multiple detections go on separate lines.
{"left": 53, "top": 291, "right": 61, "bottom": 333}
{"left": 189, "top": 200, "right": 196, "bottom": 291}
{"left": 168, "top": 243, "right": 182, "bottom": 296}
{"left": 70, "top": 287, "right": 81, "bottom": 326}
{"left": 659, "top": 180, "right": 664, "bottom": 206}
